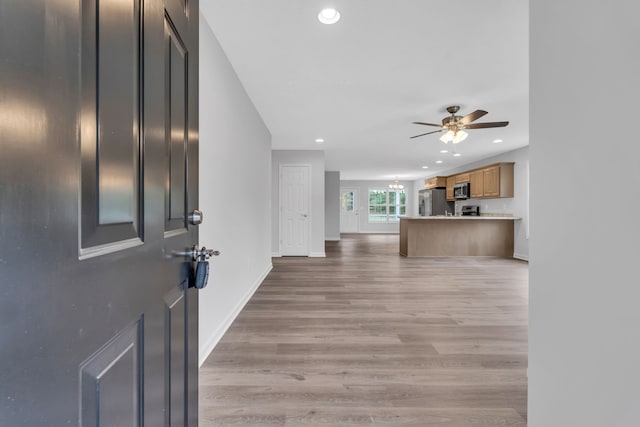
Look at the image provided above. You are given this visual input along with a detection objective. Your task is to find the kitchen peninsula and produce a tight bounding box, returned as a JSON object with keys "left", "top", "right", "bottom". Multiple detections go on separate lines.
{"left": 399, "top": 216, "right": 516, "bottom": 257}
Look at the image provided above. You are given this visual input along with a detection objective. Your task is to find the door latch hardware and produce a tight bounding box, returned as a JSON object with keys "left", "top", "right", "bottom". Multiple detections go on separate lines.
{"left": 190, "top": 246, "right": 220, "bottom": 289}
{"left": 190, "top": 245, "right": 220, "bottom": 261}
{"left": 188, "top": 209, "right": 204, "bottom": 225}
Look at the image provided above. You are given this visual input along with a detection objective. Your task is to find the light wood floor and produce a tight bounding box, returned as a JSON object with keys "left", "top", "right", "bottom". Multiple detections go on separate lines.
{"left": 200, "top": 234, "right": 528, "bottom": 426}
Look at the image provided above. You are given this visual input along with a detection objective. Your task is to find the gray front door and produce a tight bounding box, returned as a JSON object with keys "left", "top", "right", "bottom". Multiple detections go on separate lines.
{"left": 0, "top": 0, "right": 200, "bottom": 425}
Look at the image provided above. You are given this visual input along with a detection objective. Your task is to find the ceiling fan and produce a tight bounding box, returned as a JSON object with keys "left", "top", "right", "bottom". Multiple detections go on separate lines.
{"left": 411, "top": 105, "right": 509, "bottom": 143}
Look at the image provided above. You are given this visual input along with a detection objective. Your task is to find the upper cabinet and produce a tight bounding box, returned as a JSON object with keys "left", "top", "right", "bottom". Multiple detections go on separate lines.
{"left": 440, "top": 163, "right": 514, "bottom": 200}
{"left": 426, "top": 163, "right": 514, "bottom": 200}
{"left": 424, "top": 176, "right": 447, "bottom": 189}
{"left": 469, "top": 170, "right": 484, "bottom": 198}
{"left": 483, "top": 165, "right": 501, "bottom": 198}
{"left": 446, "top": 176, "right": 456, "bottom": 201}
{"left": 455, "top": 173, "right": 470, "bottom": 184}
{"left": 472, "top": 163, "right": 514, "bottom": 199}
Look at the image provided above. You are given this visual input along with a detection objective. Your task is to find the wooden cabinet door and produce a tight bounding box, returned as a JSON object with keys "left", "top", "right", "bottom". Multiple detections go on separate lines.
{"left": 455, "top": 173, "right": 470, "bottom": 183}
{"left": 470, "top": 171, "right": 484, "bottom": 198}
{"left": 424, "top": 178, "right": 434, "bottom": 189}
{"left": 483, "top": 166, "right": 500, "bottom": 197}
{"left": 446, "top": 176, "right": 456, "bottom": 201}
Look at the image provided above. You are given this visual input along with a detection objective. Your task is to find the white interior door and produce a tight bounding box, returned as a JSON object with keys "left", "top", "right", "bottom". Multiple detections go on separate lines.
{"left": 280, "top": 165, "right": 311, "bottom": 256}
{"left": 340, "top": 188, "right": 359, "bottom": 233}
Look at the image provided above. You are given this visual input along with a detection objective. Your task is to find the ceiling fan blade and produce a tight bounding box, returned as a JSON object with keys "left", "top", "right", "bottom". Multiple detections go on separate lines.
{"left": 410, "top": 129, "right": 443, "bottom": 139}
{"left": 412, "top": 121, "right": 442, "bottom": 127}
{"left": 464, "top": 121, "right": 509, "bottom": 129}
{"left": 459, "top": 110, "right": 488, "bottom": 125}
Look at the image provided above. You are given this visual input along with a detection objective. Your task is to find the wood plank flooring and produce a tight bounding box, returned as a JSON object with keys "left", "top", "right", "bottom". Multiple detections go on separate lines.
{"left": 200, "top": 234, "right": 528, "bottom": 426}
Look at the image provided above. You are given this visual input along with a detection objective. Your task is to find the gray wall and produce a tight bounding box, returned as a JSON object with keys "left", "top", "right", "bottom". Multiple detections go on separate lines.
{"left": 271, "top": 150, "right": 326, "bottom": 256}
{"left": 529, "top": 1, "right": 640, "bottom": 425}
{"left": 325, "top": 171, "right": 341, "bottom": 241}
{"left": 198, "top": 12, "right": 273, "bottom": 365}
{"left": 413, "top": 146, "right": 529, "bottom": 259}
{"left": 340, "top": 180, "right": 414, "bottom": 233}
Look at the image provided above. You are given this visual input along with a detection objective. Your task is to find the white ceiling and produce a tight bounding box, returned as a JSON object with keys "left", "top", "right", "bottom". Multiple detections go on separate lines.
{"left": 200, "top": 1, "right": 529, "bottom": 180}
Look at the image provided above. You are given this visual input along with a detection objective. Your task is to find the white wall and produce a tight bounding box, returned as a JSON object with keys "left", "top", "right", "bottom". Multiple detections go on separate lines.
{"left": 413, "top": 146, "right": 529, "bottom": 259}
{"left": 325, "top": 171, "right": 340, "bottom": 241}
{"left": 340, "top": 180, "right": 414, "bottom": 233}
{"left": 271, "top": 150, "right": 326, "bottom": 257}
{"left": 529, "top": 1, "right": 640, "bottom": 426}
{"left": 198, "top": 13, "right": 273, "bottom": 366}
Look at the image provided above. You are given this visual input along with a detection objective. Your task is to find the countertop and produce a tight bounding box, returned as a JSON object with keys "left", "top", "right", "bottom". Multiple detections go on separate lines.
{"left": 401, "top": 216, "right": 520, "bottom": 220}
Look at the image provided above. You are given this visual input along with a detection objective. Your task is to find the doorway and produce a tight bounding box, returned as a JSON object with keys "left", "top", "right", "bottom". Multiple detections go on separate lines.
{"left": 279, "top": 165, "right": 311, "bottom": 256}
{"left": 340, "top": 188, "right": 359, "bottom": 233}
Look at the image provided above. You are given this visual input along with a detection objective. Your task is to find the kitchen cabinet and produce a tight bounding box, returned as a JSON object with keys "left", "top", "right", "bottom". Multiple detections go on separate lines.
{"left": 446, "top": 176, "right": 456, "bottom": 201}
{"left": 483, "top": 166, "right": 500, "bottom": 197}
{"left": 424, "top": 176, "right": 447, "bottom": 189}
{"left": 455, "top": 173, "right": 470, "bottom": 184}
{"left": 466, "top": 163, "right": 514, "bottom": 199}
{"left": 470, "top": 171, "right": 484, "bottom": 198}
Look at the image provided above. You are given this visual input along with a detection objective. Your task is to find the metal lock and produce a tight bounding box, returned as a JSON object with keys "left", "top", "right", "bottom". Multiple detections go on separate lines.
{"left": 190, "top": 246, "right": 219, "bottom": 289}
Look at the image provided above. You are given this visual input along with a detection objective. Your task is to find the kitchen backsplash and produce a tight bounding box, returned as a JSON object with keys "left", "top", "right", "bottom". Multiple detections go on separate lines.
{"left": 455, "top": 197, "right": 517, "bottom": 217}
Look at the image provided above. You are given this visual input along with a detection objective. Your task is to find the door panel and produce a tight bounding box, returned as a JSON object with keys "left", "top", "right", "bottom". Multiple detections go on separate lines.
{"left": 80, "top": 0, "right": 142, "bottom": 250}
{"left": 165, "top": 288, "right": 186, "bottom": 426}
{"left": 165, "top": 17, "right": 189, "bottom": 234}
{"left": 80, "top": 319, "right": 142, "bottom": 427}
{"left": 0, "top": 0, "right": 200, "bottom": 425}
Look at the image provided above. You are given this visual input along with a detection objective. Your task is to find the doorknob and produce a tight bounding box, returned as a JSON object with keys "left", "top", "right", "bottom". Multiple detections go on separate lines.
{"left": 191, "top": 245, "right": 220, "bottom": 261}
{"left": 172, "top": 245, "right": 221, "bottom": 261}
{"left": 302, "top": 214, "right": 308, "bottom": 217}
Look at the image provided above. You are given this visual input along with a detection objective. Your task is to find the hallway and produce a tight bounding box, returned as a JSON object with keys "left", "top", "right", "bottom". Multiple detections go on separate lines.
{"left": 200, "top": 234, "right": 528, "bottom": 426}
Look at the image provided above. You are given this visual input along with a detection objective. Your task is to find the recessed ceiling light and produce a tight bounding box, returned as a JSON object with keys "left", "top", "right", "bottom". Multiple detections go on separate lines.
{"left": 318, "top": 8, "right": 340, "bottom": 24}
{"left": 453, "top": 153, "right": 461, "bottom": 157}
{"left": 440, "top": 150, "right": 448, "bottom": 154}
{"left": 435, "top": 160, "right": 443, "bottom": 164}
{"left": 315, "top": 138, "right": 324, "bottom": 143}
{"left": 493, "top": 139, "right": 503, "bottom": 143}
{"left": 422, "top": 166, "right": 429, "bottom": 169}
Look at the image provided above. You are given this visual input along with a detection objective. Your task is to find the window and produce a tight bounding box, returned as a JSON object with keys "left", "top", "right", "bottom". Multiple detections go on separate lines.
{"left": 341, "top": 190, "right": 355, "bottom": 212}
{"left": 368, "top": 189, "right": 406, "bottom": 222}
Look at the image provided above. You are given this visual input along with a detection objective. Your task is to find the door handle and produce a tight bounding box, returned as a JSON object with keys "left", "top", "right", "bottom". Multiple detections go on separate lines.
{"left": 302, "top": 214, "right": 308, "bottom": 218}
{"left": 192, "top": 245, "right": 220, "bottom": 261}
{"left": 172, "top": 245, "right": 220, "bottom": 261}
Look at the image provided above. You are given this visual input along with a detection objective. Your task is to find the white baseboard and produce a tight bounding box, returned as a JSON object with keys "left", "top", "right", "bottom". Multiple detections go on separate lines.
{"left": 356, "top": 231, "right": 399, "bottom": 234}
{"left": 325, "top": 236, "right": 340, "bottom": 241}
{"left": 309, "top": 252, "right": 326, "bottom": 258}
{"left": 513, "top": 252, "right": 529, "bottom": 261}
{"left": 271, "top": 252, "right": 281, "bottom": 257}
{"left": 198, "top": 263, "right": 273, "bottom": 367}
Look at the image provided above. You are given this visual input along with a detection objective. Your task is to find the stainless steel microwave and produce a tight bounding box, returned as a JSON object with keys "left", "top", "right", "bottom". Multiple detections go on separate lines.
{"left": 453, "top": 182, "right": 470, "bottom": 199}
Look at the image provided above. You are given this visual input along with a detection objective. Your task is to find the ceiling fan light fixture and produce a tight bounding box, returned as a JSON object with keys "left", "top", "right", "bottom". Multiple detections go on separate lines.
{"left": 439, "top": 130, "right": 454, "bottom": 144}
{"left": 452, "top": 130, "right": 468, "bottom": 144}
{"left": 318, "top": 8, "right": 341, "bottom": 24}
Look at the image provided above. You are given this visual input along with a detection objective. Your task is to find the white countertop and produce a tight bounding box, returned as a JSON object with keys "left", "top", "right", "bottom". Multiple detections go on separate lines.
{"left": 401, "top": 216, "right": 520, "bottom": 220}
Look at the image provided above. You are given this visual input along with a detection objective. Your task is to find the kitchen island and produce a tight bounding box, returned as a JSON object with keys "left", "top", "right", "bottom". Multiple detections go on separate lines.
{"left": 399, "top": 216, "right": 516, "bottom": 257}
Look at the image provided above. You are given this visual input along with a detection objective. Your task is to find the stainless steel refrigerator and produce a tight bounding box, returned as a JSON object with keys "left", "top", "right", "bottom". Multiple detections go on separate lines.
{"left": 418, "top": 188, "right": 454, "bottom": 216}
